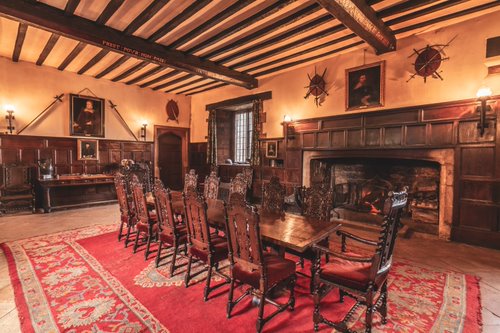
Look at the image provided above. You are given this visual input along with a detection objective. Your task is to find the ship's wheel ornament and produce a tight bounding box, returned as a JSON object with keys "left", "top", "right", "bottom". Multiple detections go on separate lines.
{"left": 304, "top": 67, "right": 328, "bottom": 107}
{"left": 407, "top": 36, "right": 456, "bottom": 83}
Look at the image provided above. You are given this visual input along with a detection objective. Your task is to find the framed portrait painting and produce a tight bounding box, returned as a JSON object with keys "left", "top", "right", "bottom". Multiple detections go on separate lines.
{"left": 345, "top": 61, "right": 385, "bottom": 111}
{"left": 77, "top": 139, "right": 99, "bottom": 161}
{"left": 70, "top": 94, "right": 105, "bottom": 137}
{"left": 265, "top": 141, "right": 278, "bottom": 158}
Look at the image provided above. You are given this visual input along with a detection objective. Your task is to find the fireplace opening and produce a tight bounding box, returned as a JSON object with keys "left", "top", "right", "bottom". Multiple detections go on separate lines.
{"left": 310, "top": 158, "right": 441, "bottom": 235}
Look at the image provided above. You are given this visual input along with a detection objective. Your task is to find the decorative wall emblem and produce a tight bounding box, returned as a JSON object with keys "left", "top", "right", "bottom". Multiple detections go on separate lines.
{"left": 304, "top": 67, "right": 328, "bottom": 107}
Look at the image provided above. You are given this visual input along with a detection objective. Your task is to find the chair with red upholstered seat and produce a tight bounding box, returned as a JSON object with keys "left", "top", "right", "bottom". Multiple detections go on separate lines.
{"left": 130, "top": 178, "right": 158, "bottom": 260}
{"left": 203, "top": 171, "right": 220, "bottom": 200}
{"left": 152, "top": 179, "right": 187, "bottom": 275}
{"left": 225, "top": 195, "right": 296, "bottom": 333}
{"left": 312, "top": 188, "right": 408, "bottom": 333}
{"left": 183, "top": 190, "right": 230, "bottom": 301}
{"left": 184, "top": 169, "right": 199, "bottom": 193}
{"left": 261, "top": 176, "right": 286, "bottom": 216}
{"left": 114, "top": 173, "right": 137, "bottom": 247}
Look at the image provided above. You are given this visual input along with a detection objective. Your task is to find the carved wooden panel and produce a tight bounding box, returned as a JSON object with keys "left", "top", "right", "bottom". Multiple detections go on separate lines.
{"left": 331, "top": 131, "right": 345, "bottom": 148}
{"left": 406, "top": 125, "right": 426, "bottom": 145}
{"left": 458, "top": 120, "right": 496, "bottom": 143}
{"left": 286, "top": 169, "right": 301, "bottom": 183}
{"left": 430, "top": 123, "right": 453, "bottom": 145}
{"left": 423, "top": 104, "right": 474, "bottom": 121}
{"left": 384, "top": 127, "right": 401, "bottom": 146}
{"left": 323, "top": 117, "right": 361, "bottom": 129}
{"left": 461, "top": 147, "right": 495, "bottom": 177}
{"left": 365, "top": 110, "right": 418, "bottom": 126}
{"left": 294, "top": 121, "right": 318, "bottom": 132}
{"left": 303, "top": 133, "right": 315, "bottom": 147}
{"left": 347, "top": 129, "right": 362, "bottom": 147}
{"left": 317, "top": 132, "right": 330, "bottom": 147}
{"left": 459, "top": 202, "right": 497, "bottom": 230}
{"left": 286, "top": 150, "right": 301, "bottom": 169}
{"left": 461, "top": 181, "right": 493, "bottom": 202}
{"left": 365, "top": 128, "right": 381, "bottom": 146}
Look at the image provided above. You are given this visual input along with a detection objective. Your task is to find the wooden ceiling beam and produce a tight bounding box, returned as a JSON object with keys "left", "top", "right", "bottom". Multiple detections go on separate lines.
{"left": 315, "top": 0, "right": 396, "bottom": 54}
{"left": 77, "top": 49, "right": 109, "bottom": 74}
{"left": 204, "top": 2, "right": 321, "bottom": 60}
{"left": 126, "top": 65, "right": 164, "bottom": 85}
{"left": 167, "top": 0, "right": 254, "bottom": 49}
{"left": 12, "top": 23, "right": 27, "bottom": 62}
{"left": 186, "top": 0, "right": 296, "bottom": 55}
{"left": 36, "top": 33, "right": 60, "bottom": 66}
{"left": 95, "top": 55, "right": 130, "bottom": 78}
{"left": 64, "top": 0, "right": 80, "bottom": 15}
{"left": 139, "top": 69, "right": 180, "bottom": 88}
{"left": 112, "top": 61, "right": 148, "bottom": 82}
{"left": 0, "top": 0, "right": 257, "bottom": 89}
{"left": 124, "top": 0, "right": 171, "bottom": 35}
{"left": 153, "top": 74, "right": 194, "bottom": 91}
{"left": 58, "top": 41, "right": 85, "bottom": 70}
{"left": 148, "top": 0, "right": 211, "bottom": 42}
{"left": 96, "top": 0, "right": 125, "bottom": 25}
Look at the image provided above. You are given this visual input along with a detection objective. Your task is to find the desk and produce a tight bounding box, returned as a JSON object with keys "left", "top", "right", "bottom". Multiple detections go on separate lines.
{"left": 37, "top": 175, "right": 116, "bottom": 213}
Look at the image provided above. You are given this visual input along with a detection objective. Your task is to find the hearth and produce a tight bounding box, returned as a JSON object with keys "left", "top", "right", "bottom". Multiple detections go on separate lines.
{"left": 303, "top": 149, "right": 455, "bottom": 240}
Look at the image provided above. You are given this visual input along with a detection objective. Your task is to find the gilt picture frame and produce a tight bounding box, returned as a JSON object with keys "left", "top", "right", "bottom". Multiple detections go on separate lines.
{"left": 346, "top": 61, "right": 385, "bottom": 111}
{"left": 77, "top": 139, "right": 99, "bottom": 161}
{"left": 70, "top": 94, "right": 105, "bottom": 137}
{"left": 265, "top": 141, "right": 278, "bottom": 158}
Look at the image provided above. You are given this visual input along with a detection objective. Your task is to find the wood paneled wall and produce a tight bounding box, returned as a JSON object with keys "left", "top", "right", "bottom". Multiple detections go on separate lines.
{"left": 0, "top": 135, "right": 154, "bottom": 177}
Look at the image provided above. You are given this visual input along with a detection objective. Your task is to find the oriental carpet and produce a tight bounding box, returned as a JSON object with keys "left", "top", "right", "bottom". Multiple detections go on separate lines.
{"left": 1, "top": 225, "right": 482, "bottom": 333}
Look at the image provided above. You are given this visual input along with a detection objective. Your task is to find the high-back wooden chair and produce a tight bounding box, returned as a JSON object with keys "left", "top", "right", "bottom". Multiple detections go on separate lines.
{"left": 183, "top": 190, "right": 230, "bottom": 301}
{"left": 114, "top": 173, "right": 136, "bottom": 247}
{"left": 184, "top": 169, "right": 199, "bottom": 193}
{"left": 152, "top": 179, "right": 188, "bottom": 275}
{"left": 301, "top": 184, "right": 334, "bottom": 221}
{"left": 242, "top": 166, "right": 253, "bottom": 189}
{"left": 261, "top": 176, "right": 286, "bottom": 216}
{"left": 225, "top": 196, "right": 296, "bottom": 333}
{"left": 203, "top": 171, "right": 220, "bottom": 200}
{"left": 229, "top": 173, "right": 247, "bottom": 203}
{"left": 312, "top": 188, "right": 408, "bottom": 333}
{"left": 130, "top": 178, "right": 157, "bottom": 260}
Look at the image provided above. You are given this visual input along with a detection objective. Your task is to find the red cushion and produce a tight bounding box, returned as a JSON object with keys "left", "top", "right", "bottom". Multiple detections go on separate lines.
{"left": 159, "top": 226, "right": 187, "bottom": 245}
{"left": 233, "top": 253, "right": 295, "bottom": 290}
{"left": 189, "top": 234, "right": 228, "bottom": 263}
{"left": 320, "top": 253, "right": 388, "bottom": 291}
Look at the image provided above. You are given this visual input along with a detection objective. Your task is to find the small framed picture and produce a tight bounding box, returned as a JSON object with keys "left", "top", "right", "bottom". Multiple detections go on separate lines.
{"left": 346, "top": 61, "right": 385, "bottom": 111}
{"left": 70, "top": 94, "right": 105, "bottom": 137}
{"left": 77, "top": 139, "right": 99, "bottom": 160}
{"left": 265, "top": 141, "right": 278, "bottom": 158}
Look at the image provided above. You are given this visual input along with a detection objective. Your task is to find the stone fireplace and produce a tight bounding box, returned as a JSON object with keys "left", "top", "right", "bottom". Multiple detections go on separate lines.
{"left": 303, "top": 149, "right": 454, "bottom": 240}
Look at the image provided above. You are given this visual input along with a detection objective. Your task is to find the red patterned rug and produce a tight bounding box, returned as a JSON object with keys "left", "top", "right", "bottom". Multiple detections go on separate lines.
{"left": 1, "top": 225, "right": 482, "bottom": 333}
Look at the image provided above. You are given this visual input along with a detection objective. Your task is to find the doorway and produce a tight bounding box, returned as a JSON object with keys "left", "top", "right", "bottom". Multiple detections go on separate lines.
{"left": 154, "top": 126, "right": 189, "bottom": 191}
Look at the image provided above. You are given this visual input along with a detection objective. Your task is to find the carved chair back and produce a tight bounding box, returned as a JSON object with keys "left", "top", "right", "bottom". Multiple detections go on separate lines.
{"left": 122, "top": 162, "right": 152, "bottom": 193}
{"left": 183, "top": 190, "right": 212, "bottom": 252}
{"left": 301, "top": 184, "right": 334, "bottom": 221}
{"left": 184, "top": 169, "right": 199, "bottom": 193}
{"left": 130, "top": 178, "right": 150, "bottom": 224}
{"left": 225, "top": 195, "right": 264, "bottom": 274}
{"left": 229, "top": 173, "right": 247, "bottom": 202}
{"left": 203, "top": 171, "right": 220, "bottom": 200}
{"left": 242, "top": 167, "right": 253, "bottom": 189}
{"left": 373, "top": 188, "right": 408, "bottom": 273}
{"left": 153, "top": 179, "right": 178, "bottom": 234}
{"left": 261, "top": 176, "right": 285, "bottom": 215}
{"left": 114, "top": 174, "right": 134, "bottom": 223}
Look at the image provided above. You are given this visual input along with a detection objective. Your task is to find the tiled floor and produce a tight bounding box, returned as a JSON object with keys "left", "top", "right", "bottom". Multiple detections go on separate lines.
{"left": 0, "top": 205, "right": 499, "bottom": 332}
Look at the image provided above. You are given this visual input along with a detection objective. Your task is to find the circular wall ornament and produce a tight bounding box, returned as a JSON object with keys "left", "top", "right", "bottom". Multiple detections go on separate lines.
{"left": 166, "top": 99, "right": 179, "bottom": 123}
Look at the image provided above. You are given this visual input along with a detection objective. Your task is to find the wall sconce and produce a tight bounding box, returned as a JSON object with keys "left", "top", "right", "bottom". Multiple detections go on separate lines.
{"left": 5, "top": 105, "right": 15, "bottom": 134}
{"left": 476, "top": 87, "right": 492, "bottom": 136}
{"left": 140, "top": 121, "right": 148, "bottom": 141}
{"left": 282, "top": 115, "right": 295, "bottom": 140}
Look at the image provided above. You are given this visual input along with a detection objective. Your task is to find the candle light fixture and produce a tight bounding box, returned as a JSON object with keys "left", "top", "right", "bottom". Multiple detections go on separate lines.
{"left": 476, "top": 87, "right": 492, "bottom": 136}
{"left": 140, "top": 121, "right": 148, "bottom": 141}
{"left": 5, "top": 105, "right": 15, "bottom": 134}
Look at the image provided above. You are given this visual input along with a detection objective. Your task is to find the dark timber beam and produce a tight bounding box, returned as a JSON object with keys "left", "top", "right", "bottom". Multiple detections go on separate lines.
{"left": 139, "top": 70, "right": 180, "bottom": 88}
{"left": 167, "top": 0, "right": 254, "bottom": 49}
{"left": 112, "top": 61, "right": 148, "bottom": 82}
{"left": 126, "top": 65, "right": 164, "bottom": 85}
{"left": 0, "top": 0, "right": 257, "bottom": 89}
{"left": 58, "top": 41, "right": 85, "bottom": 70}
{"left": 12, "top": 23, "right": 27, "bottom": 62}
{"left": 78, "top": 49, "right": 109, "bottom": 74}
{"left": 95, "top": 55, "right": 130, "bottom": 78}
{"left": 36, "top": 33, "right": 60, "bottom": 65}
{"left": 186, "top": 0, "right": 296, "bottom": 55}
{"left": 96, "top": 0, "right": 125, "bottom": 25}
{"left": 64, "top": 0, "right": 80, "bottom": 15}
{"left": 204, "top": 2, "right": 321, "bottom": 60}
{"left": 315, "top": 0, "right": 396, "bottom": 54}
{"left": 124, "top": 0, "right": 170, "bottom": 35}
{"left": 148, "top": 0, "right": 211, "bottom": 42}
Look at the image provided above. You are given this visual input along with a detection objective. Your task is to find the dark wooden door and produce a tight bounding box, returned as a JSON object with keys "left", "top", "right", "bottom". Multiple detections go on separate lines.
{"left": 158, "top": 133, "right": 183, "bottom": 190}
